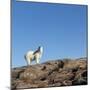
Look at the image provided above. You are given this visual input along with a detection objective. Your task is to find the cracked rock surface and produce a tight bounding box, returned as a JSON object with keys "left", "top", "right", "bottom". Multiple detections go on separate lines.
{"left": 11, "top": 57, "right": 87, "bottom": 90}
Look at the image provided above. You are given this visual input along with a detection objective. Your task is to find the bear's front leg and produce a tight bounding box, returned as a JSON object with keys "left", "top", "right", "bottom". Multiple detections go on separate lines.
{"left": 36, "top": 58, "right": 40, "bottom": 64}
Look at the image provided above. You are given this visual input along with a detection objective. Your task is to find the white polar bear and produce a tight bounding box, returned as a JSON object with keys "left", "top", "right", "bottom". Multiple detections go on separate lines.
{"left": 24, "top": 46, "right": 43, "bottom": 66}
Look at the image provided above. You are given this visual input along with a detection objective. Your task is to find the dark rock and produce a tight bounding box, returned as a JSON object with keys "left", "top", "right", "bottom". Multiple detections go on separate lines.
{"left": 11, "top": 57, "right": 87, "bottom": 89}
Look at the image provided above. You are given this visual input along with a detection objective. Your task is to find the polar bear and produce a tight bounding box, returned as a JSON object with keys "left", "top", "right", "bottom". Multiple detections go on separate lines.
{"left": 24, "top": 46, "right": 43, "bottom": 66}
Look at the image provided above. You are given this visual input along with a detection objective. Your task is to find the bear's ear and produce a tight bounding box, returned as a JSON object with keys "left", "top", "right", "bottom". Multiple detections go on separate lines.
{"left": 40, "top": 46, "right": 43, "bottom": 53}
{"left": 38, "top": 46, "right": 41, "bottom": 49}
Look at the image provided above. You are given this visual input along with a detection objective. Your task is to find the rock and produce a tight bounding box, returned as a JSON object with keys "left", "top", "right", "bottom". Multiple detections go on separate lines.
{"left": 11, "top": 57, "right": 87, "bottom": 89}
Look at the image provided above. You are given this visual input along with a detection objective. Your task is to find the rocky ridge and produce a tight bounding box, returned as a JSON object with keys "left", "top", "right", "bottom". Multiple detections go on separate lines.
{"left": 12, "top": 57, "right": 87, "bottom": 90}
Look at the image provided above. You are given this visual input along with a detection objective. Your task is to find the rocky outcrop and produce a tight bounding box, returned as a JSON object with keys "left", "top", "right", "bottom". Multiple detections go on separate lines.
{"left": 11, "top": 57, "right": 87, "bottom": 90}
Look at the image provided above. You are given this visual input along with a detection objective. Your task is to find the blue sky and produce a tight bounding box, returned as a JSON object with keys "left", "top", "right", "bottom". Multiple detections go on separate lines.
{"left": 12, "top": 0, "right": 87, "bottom": 67}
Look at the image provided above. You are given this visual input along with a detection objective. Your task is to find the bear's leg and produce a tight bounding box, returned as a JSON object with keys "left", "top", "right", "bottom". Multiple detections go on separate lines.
{"left": 26, "top": 58, "right": 31, "bottom": 66}
{"left": 36, "top": 58, "right": 40, "bottom": 64}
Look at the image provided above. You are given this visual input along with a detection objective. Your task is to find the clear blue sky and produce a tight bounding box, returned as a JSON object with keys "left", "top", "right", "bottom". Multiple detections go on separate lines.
{"left": 12, "top": 0, "right": 87, "bottom": 67}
